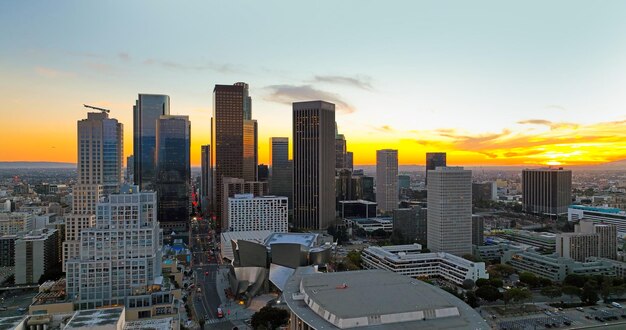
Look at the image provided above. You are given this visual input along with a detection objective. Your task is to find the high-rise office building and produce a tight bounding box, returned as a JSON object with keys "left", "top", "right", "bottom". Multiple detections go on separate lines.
{"left": 200, "top": 145, "right": 212, "bottom": 214}
{"left": 522, "top": 168, "right": 572, "bottom": 216}
{"left": 472, "top": 182, "right": 498, "bottom": 203}
{"left": 269, "top": 137, "right": 292, "bottom": 208}
{"left": 425, "top": 152, "right": 446, "bottom": 186}
{"left": 228, "top": 194, "right": 288, "bottom": 233}
{"left": 64, "top": 110, "right": 123, "bottom": 268}
{"left": 427, "top": 167, "right": 472, "bottom": 256}
{"left": 133, "top": 94, "right": 170, "bottom": 191}
{"left": 336, "top": 169, "right": 353, "bottom": 205}
{"left": 376, "top": 149, "right": 399, "bottom": 214}
{"left": 335, "top": 124, "right": 347, "bottom": 169}
{"left": 211, "top": 83, "right": 246, "bottom": 227}
{"left": 558, "top": 219, "right": 618, "bottom": 261}
{"left": 125, "top": 155, "right": 134, "bottom": 183}
{"left": 66, "top": 185, "right": 174, "bottom": 313}
{"left": 243, "top": 119, "right": 258, "bottom": 182}
{"left": 293, "top": 101, "right": 336, "bottom": 230}
{"left": 472, "top": 215, "right": 485, "bottom": 246}
{"left": 345, "top": 151, "right": 354, "bottom": 171}
{"left": 257, "top": 164, "right": 269, "bottom": 182}
{"left": 352, "top": 175, "right": 375, "bottom": 202}
{"left": 155, "top": 115, "right": 190, "bottom": 233}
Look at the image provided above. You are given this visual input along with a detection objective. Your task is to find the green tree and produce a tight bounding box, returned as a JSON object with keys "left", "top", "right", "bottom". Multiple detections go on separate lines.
{"left": 488, "top": 264, "right": 516, "bottom": 278}
{"left": 371, "top": 228, "right": 388, "bottom": 238}
{"left": 251, "top": 306, "right": 290, "bottom": 330}
{"left": 504, "top": 287, "right": 532, "bottom": 307}
{"left": 519, "top": 272, "right": 540, "bottom": 288}
{"left": 346, "top": 250, "right": 362, "bottom": 269}
{"left": 562, "top": 285, "right": 582, "bottom": 302}
{"left": 581, "top": 280, "right": 600, "bottom": 305}
{"left": 475, "top": 278, "right": 490, "bottom": 287}
{"left": 462, "top": 279, "right": 475, "bottom": 290}
{"left": 489, "top": 278, "right": 504, "bottom": 288}
{"left": 540, "top": 286, "right": 563, "bottom": 300}
{"left": 465, "top": 291, "right": 479, "bottom": 308}
{"left": 564, "top": 274, "right": 587, "bottom": 288}
{"left": 601, "top": 278, "right": 614, "bottom": 302}
{"left": 476, "top": 285, "right": 502, "bottom": 302}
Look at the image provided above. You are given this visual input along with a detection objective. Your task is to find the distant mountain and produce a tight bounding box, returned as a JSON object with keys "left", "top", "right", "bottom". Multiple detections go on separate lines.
{"left": 0, "top": 162, "right": 76, "bottom": 169}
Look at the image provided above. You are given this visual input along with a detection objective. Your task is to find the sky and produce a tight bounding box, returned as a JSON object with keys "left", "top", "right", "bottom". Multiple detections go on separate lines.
{"left": 2, "top": 1, "right": 626, "bottom": 167}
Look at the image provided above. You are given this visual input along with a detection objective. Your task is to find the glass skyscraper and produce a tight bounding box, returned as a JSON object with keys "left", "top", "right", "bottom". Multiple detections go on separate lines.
{"left": 155, "top": 115, "right": 191, "bottom": 233}
{"left": 133, "top": 94, "right": 170, "bottom": 191}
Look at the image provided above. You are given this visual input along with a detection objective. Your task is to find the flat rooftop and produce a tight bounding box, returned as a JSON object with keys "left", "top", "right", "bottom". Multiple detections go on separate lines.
{"left": 264, "top": 232, "right": 318, "bottom": 248}
{"left": 65, "top": 307, "right": 124, "bottom": 329}
{"left": 284, "top": 269, "right": 488, "bottom": 329}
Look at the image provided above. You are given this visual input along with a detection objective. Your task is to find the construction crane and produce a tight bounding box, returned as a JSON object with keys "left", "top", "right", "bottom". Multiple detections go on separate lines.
{"left": 83, "top": 104, "right": 110, "bottom": 114}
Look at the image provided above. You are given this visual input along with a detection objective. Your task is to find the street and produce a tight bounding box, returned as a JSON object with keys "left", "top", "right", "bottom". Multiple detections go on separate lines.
{"left": 189, "top": 216, "right": 234, "bottom": 328}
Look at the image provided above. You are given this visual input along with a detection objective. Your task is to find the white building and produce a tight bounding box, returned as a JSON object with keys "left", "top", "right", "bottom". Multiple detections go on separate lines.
{"left": 427, "top": 166, "right": 473, "bottom": 256}
{"left": 569, "top": 205, "right": 626, "bottom": 237}
{"left": 227, "top": 194, "right": 288, "bottom": 232}
{"left": 361, "top": 244, "right": 488, "bottom": 285}
{"left": 66, "top": 185, "right": 172, "bottom": 313}
{"left": 375, "top": 149, "right": 398, "bottom": 214}
{"left": 14, "top": 229, "right": 60, "bottom": 284}
{"left": 0, "top": 212, "right": 32, "bottom": 235}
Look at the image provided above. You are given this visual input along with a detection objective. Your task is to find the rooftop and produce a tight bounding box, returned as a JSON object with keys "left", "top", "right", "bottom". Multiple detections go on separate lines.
{"left": 338, "top": 200, "right": 377, "bottom": 205}
{"left": 284, "top": 269, "right": 488, "bottom": 329}
{"left": 264, "top": 232, "right": 318, "bottom": 248}
{"left": 570, "top": 205, "right": 623, "bottom": 214}
{"left": 220, "top": 230, "right": 273, "bottom": 261}
{"left": 65, "top": 307, "right": 124, "bottom": 329}
{"left": 124, "top": 317, "right": 175, "bottom": 330}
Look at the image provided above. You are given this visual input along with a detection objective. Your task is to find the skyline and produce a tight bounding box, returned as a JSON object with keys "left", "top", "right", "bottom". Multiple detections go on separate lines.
{"left": 2, "top": 1, "right": 626, "bottom": 166}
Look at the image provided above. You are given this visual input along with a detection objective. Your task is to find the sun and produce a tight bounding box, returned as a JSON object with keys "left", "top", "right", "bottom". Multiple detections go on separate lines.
{"left": 545, "top": 160, "right": 562, "bottom": 166}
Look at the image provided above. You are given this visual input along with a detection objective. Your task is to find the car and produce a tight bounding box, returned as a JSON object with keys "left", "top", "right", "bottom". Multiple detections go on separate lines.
{"left": 612, "top": 302, "right": 623, "bottom": 308}
{"left": 545, "top": 324, "right": 551, "bottom": 328}
{"left": 217, "top": 307, "right": 224, "bottom": 318}
{"left": 0, "top": 307, "right": 7, "bottom": 311}
{"left": 544, "top": 311, "right": 552, "bottom": 316}
{"left": 576, "top": 307, "right": 584, "bottom": 312}
{"left": 197, "top": 287, "right": 202, "bottom": 293}
{"left": 17, "top": 307, "right": 26, "bottom": 313}
{"left": 590, "top": 307, "right": 598, "bottom": 310}
{"left": 205, "top": 271, "right": 209, "bottom": 276}
{"left": 564, "top": 321, "right": 571, "bottom": 326}
{"left": 585, "top": 315, "right": 592, "bottom": 320}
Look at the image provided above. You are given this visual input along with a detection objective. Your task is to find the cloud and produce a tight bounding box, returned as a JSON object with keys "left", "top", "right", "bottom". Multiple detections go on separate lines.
{"left": 372, "top": 125, "right": 394, "bottom": 133}
{"left": 264, "top": 84, "right": 356, "bottom": 113}
{"left": 143, "top": 58, "right": 240, "bottom": 74}
{"left": 311, "top": 75, "right": 373, "bottom": 90}
{"left": 34, "top": 66, "right": 75, "bottom": 78}
{"left": 546, "top": 104, "right": 566, "bottom": 111}
{"left": 118, "top": 52, "right": 131, "bottom": 61}
{"left": 517, "top": 119, "right": 579, "bottom": 130}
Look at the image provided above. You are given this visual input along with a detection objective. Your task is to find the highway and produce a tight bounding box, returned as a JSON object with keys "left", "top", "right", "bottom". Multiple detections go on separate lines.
{"left": 190, "top": 217, "right": 233, "bottom": 328}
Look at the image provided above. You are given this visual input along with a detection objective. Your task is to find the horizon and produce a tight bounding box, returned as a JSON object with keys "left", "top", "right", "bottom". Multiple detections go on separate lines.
{"left": 2, "top": 1, "right": 626, "bottom": 167}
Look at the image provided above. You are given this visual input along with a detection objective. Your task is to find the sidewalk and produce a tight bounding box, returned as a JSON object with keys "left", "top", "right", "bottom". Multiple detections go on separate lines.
{"left": 215, "top": 267, "right": 255, "bottom": 327}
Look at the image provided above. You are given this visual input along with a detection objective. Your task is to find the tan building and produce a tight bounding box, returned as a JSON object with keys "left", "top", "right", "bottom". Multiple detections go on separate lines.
{"left": 557, "top": 219, "right": 618, "bottom": 261}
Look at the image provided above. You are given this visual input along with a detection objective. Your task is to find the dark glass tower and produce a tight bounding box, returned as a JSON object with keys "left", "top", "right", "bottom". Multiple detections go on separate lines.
{"left": 133, "top": 94, "right": 170, "bottom": 191}
{"left": 293, "top": 101, "right": 336, "bottom": 230}
{"left": 200, "top": 145, "right": 212, "bottom": 214}
{"left": 155, "top": 115, "right": 191, "bottom": 233}
{"left": 270, "top": 137, "right": 292, "bottom": 208}
{"left": 425, "top": 152, "right": 446, "bottom": 186}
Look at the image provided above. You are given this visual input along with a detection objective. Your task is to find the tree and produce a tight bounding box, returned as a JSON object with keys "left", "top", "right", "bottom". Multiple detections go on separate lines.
{"left": 462, "top": 279, "right": 475, "bottom": 290}
{"left": 346, "top": 250, "right": 362, "bottom": 269}
{"left": 601, "top": 278, "right": 614, "bottom": 302}
{"left": 371, "top": 228, "right": 388, "bottom": 238}
{"left": 564, "top": 274, "right": 587, "bottom": 288}
{"left": 465, "top": 291, "right": 479, "bottom": 308}
{"left": 538, "top": 277, "right": 553, "bottom": 287}
{"left": 504, "top": 287, "right": 532, "bottom": 307}
{"left": 562, "top": 285, "right": 582, "bottom": 301}
{"left": 489, "top": 278, "right": 504, "bottom": 288}
{"left": 462, "top": 254, "right": 482, "bottom": 262}
{"left": 442, "top": 286, "right": 465, "bottom": 300}
{"left": 475, "top": 278, "right": 490, "bottom": 287}
{"left": 488, "top": 264, "right": 515, "bottom": 279}
{"left": 581, "top": 280, "right": 600, "bottom": 305}
{"left": 540, "top": 286, "right": 563, "bottom": 300}
{"left": 389, "top": 229, "right": 406, "bottom": 245}
{"left": 519, "top": 272, "right": 540, "bottom": 288}
{"left": 476, "top": 285, "right": 502, "bottom": 302}
{"left": 251, "top": 306, "right": 290, "bottom": 330}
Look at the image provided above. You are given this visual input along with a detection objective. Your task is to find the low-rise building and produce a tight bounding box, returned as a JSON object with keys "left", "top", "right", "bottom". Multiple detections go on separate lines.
{"left": 0, "top": 212, "right": 32, "bottom": 234}
{"left": 361, "top": 244, "right": 488, "bottom": 285}
{"left": 338, "top": 200, "right": 377, "bottom": 219}
{"left": 568, "top": 205, "right": 626, "bottom": 237}
{"left": 283, "top": 268, "right": 489, "bottom": 329}
{"left": 492, "top": 229, "right": 556, "bottom": 252}
{"left": 345, "top": 217, "right": 393, "bottom": 233}
{"left": 502, "top": 250, "right": 615, "bottom": 282}
{"left": 15, "top": 229, "right": 60, "bottom": 285}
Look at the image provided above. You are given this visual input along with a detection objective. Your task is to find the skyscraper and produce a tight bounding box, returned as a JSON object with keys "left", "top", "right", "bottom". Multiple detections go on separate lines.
{"left": 376, "top": 149, "right": 399, "bottom": 214}
{"left": 64, "top": 110, "right": 123, "bottom": 268}
{"left": 125, "top": 155, "right": 134, "bottom": 183}
{"left": 345, "top": 151, "right": 354, "bottom": 171}
{"left": 212, "top": 84, "right": 245, "bottom": 226}
{"left": 133, "top": 94, "right": 170, "bottom": 191}
{"left": 427, "top": 166, "right": 472, "bottom": 256}
{"left": 155, "top": 115, "right": 190, "bottom": 234}
{"left": 522, "top": 168, "right": 572, "bottom": 216}
{"left": 270, "top": 137, "right": 293, "bottom": 209}
{"left": 425, "top": 152, "right": 446, "bottom": 186}
{"left": 293, "top": 101, "right": 335, "bottom": 230}
{"left": 243, "top": 119, "right": 258, "bottom": 182}
{"left": 335, "top": 124, "right": 347, "bottom": 169}
{"left": 200, "top": 145, "right": 212, "bottom": 214}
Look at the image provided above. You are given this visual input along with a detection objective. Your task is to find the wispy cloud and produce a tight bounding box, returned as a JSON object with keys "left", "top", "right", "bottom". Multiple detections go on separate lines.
{"left": 517, "top": 119, "right": 579, "bottom": 130}
{"left": 264, "top": 84, "right": 356, "bottom": 113}
{"left": 546, "top": 104, "right": 566, "bottom": 111}
{"left": 311, "top": 75, "right": 373, "bottom": 91}
{"left": 143, "top": 58, "right": 241, "bottom": 74}
{"left": 34, "top": 66, "right": 75, "bottom": 78}
{"left": 118, "top": 52, "right": 131, "bottom": 61}
{"left": 373, "top": 125, "right": 394, "bottom": 133}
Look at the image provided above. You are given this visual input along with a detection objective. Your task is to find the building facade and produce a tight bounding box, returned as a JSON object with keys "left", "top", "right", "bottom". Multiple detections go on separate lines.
{"left": 133, "top": 94, "right": 170, "bottom": 191}
{"left": 425, "top": 152, "right": 446, "bottom": 186}
{"left": 293, "top": 101, "right": 336, "bottom": 230}
{"left": 522, "top": 168, "right": 572, "bottom": 216}
{"left": 15, "top": 229, "right": 60, "bottom": 284}
{"left": 66, "top": 185, "right": 169, "bottom": 311}
{"left": 427, "top": 167, "right": 472, "bottom": 256}
{"left": 227, "top": 194, "right": 288, "bottom": 232}
{"left": 243, "top": 119, "right": 258, "bottom": 182}
{"left": 220, "top": 177, "right": 268, "bottom": 230}
{"left": 155, "top": 115, "right": 191, "bottom": 233}
{"left": 375, "top": 149, "right": 398, "bottom": 215}
{"left": 200, "top": 145, "right": 212, "bottom": 214}
{"left": 568, "top": 205, "right": 626, "bottom": 237}
{"left": 269, "top": 137, "right": 292, "bottom": 208}
{"left": 472, "top": 215, "right": 485, "bottom": 246}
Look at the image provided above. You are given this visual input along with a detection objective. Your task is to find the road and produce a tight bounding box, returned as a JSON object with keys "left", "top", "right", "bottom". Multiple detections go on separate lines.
{"left": 189, "top": 217, "right": 233, "bottom": 328}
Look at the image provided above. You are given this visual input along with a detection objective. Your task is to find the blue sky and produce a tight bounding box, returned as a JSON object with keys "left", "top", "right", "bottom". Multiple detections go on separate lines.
{"left": 2, "top": 1, "right": 626, "bottom": 165}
